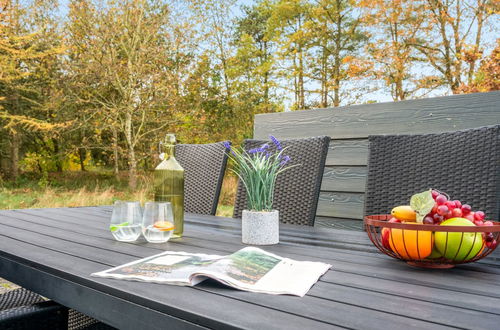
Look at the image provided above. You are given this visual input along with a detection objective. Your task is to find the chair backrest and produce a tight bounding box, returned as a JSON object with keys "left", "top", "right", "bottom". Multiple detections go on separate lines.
{"left": 175, "top": 141, "right": 229, "bottom": 215}
{"left": 233, "top": 136, "right": 330, "bottom": 226}
{"left": 364, "top": 125, "right": 500, "bottom": 220}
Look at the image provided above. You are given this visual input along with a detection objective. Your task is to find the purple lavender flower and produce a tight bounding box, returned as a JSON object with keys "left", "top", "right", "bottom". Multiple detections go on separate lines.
{"left": 249, "top": 143, "right": 270, "bottom": 154}
{"left": 269, "top": 135, "right": 283, "bottom": 151}
{"left": 223, "top": 141, "right": 236, "bottom": 156}
{"left": 280, "top": 155, "right": 291, "bottom": 166}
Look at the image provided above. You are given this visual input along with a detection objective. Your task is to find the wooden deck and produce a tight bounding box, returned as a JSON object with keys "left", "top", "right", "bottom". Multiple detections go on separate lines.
{"left": 1, "top": 206, "right": 500, "bottom": 329}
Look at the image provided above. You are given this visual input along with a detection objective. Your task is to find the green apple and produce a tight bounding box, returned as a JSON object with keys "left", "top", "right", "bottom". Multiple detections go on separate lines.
{"left": 426, "top": 247, "right": 443, "bottom": 259}
{"left": 435, "top": 218, "right": 483, "bottom": 261}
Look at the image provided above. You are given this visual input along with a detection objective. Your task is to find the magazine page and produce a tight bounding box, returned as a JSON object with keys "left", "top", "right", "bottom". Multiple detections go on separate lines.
{"left": 193, "top": 247, "right": 331, "bottom": 297}
{"left": 91, "top": 251, "right": 223, "bottom": 285}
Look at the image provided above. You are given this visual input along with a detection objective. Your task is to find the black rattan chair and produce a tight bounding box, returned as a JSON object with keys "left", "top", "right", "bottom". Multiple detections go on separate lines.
{"left": 0, "top": 288, "right": 45, "bottom": 311}
{"left": 233, "top": 136, "right": 330, "bottom": 226}
{"left": 0, "top": 299, "right": 68, "bottom": 330}
{"left": 0, "top": 287, "right": 114, "bottom": 330}
{"left": 176, "top": 141, "right": 229, "bottom": 215}
{"left": 364, "top": 125, "right": 500, "bottom": 220}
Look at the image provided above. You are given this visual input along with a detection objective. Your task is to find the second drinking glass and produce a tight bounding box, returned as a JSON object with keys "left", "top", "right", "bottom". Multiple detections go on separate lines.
{"left": 142, "top": 202, "right": 175, "bottom": 243}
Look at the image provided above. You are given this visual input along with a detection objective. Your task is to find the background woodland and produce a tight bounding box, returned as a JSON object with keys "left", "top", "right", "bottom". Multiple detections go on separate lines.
{"left": 0, "top": 0, "right": 499, "bottom": 193}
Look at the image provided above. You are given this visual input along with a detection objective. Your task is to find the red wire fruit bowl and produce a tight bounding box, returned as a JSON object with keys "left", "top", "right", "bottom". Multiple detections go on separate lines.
{"left": 364, "top": 215, "right": 500, "bottom": 268}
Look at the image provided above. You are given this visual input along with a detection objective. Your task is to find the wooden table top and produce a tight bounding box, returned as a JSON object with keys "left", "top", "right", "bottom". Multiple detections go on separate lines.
{"left": 1, "top": 206, "right": 500, "bottom": 329}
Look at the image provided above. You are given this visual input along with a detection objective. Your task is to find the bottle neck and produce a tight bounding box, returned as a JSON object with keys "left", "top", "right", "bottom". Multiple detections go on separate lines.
{"left": 164, "top": 144, "right": 175, "bottom": 158}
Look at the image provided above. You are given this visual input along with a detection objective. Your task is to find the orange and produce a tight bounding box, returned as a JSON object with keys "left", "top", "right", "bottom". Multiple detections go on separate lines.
{"left": 153, "top": 221, "right": 174, "bottom": 231}
{"left": 389, "top": 224, "right": 433, "bottom": 260}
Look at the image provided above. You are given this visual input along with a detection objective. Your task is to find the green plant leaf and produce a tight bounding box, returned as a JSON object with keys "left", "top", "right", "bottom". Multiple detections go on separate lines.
{"left": 410, "top": 190, "right": 435, "bottom": 223}
{"left": 109, "top": 222, "right": 129, "bottom": 232}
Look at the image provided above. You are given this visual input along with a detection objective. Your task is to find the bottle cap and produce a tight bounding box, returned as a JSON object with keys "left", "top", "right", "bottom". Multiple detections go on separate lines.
{"left": 165, "top": 134, "right": 176, "bottom": 145}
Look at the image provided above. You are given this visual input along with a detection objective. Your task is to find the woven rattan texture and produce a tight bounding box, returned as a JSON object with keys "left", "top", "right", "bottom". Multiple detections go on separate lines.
{"left": 68, "top": 309, "right": 116, "bottom": 330}
{"left": 0, "top": 288, "right": 109, "bottom": 329}
{"left": 0, "top": 288, "right": 45, "bottom": 311}
{"left": 233, "top": 136, "right": 330, "bottom": 226}
{"left": 0, "top": 301, "right": 68, "bottom": 330}
{"left": 175, "top": 141, "right": 229, "bottom": 215}
{"left": 365, "top": 125, "right": 500, "bottom": 220}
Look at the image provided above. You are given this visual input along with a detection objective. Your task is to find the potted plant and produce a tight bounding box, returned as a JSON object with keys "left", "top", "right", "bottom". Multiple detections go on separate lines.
{"left": 224, "top": 136, "right": 296, "bottom": 245}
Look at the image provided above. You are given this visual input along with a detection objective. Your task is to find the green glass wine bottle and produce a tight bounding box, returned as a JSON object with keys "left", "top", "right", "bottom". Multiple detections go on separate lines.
{"left": 154, "top": 134, "right": 184, "bottom": 238}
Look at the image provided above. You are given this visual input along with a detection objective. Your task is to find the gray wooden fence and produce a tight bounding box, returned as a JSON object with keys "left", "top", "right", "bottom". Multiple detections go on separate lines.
{"left": 253, "top": 91, "right": 500, "bottom": 226}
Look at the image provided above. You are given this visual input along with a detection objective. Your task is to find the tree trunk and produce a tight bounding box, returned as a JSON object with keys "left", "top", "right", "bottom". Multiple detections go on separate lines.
{"left": 320, "top": 39, "right": 328, "bottom": 108}
{"left": 263, "top": 41, "right": 270, "bottom": 112}
{"left": 395, "top": 79, "right": 405, "bottom": 101}
{"left": 128, "top": 147, "right": 137, "bottom": 190}
{"left": 298, "top": 45, "right": 305, "bottom": 109}
{"left": 125, "top": 111, "right": 137, "bottom": 189}
{"left": 78, "top": 148, "right": 86, "bottom": 171}
{"left": 293, "top": 53, "right": 299, "bottom": 109}
{"left": 10, "top": 129, "right": 20, "bottom": 179}
{"left": 333, "top": 1, "right": 342, "bottom": 107}
{"left": 468, "top": 2, "right": 484, "bottom": 84}
{"left": 52, "top": 138, "right": 63, "bottom": 172}
{"left": 112, "top": 127, "right": 119, "bottom": 179}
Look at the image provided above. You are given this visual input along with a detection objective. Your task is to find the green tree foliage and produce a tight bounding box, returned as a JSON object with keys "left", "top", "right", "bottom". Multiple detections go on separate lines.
{"left": 0, "top": 0, "right": 497, "bottom": 186}
{"left": 65, "top": 0, "right": 190, "bottom": 188}
{"left": 0, "top": 0, "right": 68, "bottom": 179}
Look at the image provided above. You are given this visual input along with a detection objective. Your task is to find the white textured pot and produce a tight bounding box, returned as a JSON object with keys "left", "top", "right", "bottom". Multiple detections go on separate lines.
{"left": 242, "top": 210, "right": 279, "bottom": 245}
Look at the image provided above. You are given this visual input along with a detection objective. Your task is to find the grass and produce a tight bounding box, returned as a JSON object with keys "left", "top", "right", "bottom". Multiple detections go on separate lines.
{"left": 0, "top": 170, "right": 237, "bottom": 216}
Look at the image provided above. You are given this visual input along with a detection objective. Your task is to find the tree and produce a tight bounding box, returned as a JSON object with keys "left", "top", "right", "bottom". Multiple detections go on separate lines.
{"left": 361, "top": 0, "right": 425, "bottom": 101}
{"left": 66, "top": 0, "right": 187, "bottom": 188}
{"left": 268, "top": 0, "right": 313, "bottom": 109}
{"left": 458, "top": 38, "right": 500, "bottom": 93}
{"left": 0, "top": 0, "right": 67, "bottom": 179}
{"left": 308, "top": 0, "right": 367, "bottom": 107}
{"left": 412, "top": 0, "right": 498, "bottom": 93}
{"left": 233, "top": 1, "right": 278, "bottom": 113}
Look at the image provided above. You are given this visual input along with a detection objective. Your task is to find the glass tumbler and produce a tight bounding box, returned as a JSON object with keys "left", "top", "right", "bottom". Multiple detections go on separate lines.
{"left": 110, "top": 201, "right": 142, "bottom": 242}
{"left": 142, "top": 202, "right": 175, "bottom": 243}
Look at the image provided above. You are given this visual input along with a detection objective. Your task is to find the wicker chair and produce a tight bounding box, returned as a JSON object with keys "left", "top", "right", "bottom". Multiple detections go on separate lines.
{"left": 364, "top": 125, "right": 500, "bottom": 220}
{"left": 0, "top": 287, "right": 114, "bottom": 330}
{"left": 175, "top": 141, "right": 229, "bottom": 215}
{"left": 0, "top": 299, "right": 68, "bottom": 330}
{"left": 233, "top": 136, "right": 330, "bottom": 226}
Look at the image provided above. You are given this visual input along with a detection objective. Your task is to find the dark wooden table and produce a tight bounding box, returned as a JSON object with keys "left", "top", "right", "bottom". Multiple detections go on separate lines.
{"left": 1, "top": 206, "right": 500, "bottom": 329}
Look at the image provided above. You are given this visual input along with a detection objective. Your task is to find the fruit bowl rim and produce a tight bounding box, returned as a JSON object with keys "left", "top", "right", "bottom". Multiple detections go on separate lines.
{"left": 364, "top": 215, "right": 500, "bottom": 232}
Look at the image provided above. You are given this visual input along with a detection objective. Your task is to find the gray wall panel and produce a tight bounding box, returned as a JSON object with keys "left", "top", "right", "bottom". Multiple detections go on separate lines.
{"left": 253, "top": 92, "right": 500, "bottom": 222}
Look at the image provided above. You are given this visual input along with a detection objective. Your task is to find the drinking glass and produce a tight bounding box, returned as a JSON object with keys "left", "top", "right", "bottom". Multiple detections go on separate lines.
{"left": 142, "top": 202, "right": 175, "bottom": 243}
{"left": 110, "top": 201, "right": 142, "bottom": 242}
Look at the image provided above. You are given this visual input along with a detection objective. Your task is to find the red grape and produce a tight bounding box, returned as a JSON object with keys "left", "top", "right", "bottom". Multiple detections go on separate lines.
{"left": 485, "top": 232, "right": 495, "bottom": 242}
{"left": 483, "top": 221, "right": 493, "bottom": 226}
{"left": 423, "top": 216, "right": 434, "bottom": 225}
{"left": 486, "top": 240, "right": 497, "bottom": 249}
{"left": 474, "top": 211, "right": 485, "bottom": 221}
{"left": 436, "top": 195, "right": 447, "bottom": 205}
{"left": 474, "top": 220, "right": 484, "bottom": 226}
{"left": 431, "top": 204, "right": 438, "bottom": 214}
{"left": 454, "top": 200, "right": 462, "bottom": 209}
{"left": 445, "top": 201, "right": 456, "bottom": 209}
{"left": 433, "top": 213, "right": 444, "bottom": 222}
{"left": 437, "top": 205, "right": 449, "bottom": 216}
{"left": 464, "top": 213, "right": 475, "bottom": 222}
{"left": 452, "top": 208, "right": 462, "bottom": 218}
{"left": 388, "top": 217, "right": 401, "bottom": 223}
{"left": 431, "top": 190, "right": 439, "bottom": 200}
{"left": 461, "top": 204, "right": 472, "bottom": 215}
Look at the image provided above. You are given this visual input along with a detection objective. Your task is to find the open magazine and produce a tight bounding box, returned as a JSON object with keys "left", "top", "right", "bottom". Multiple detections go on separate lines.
{"left": 92, "top": 247, "right": 331, "bottom": 297}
